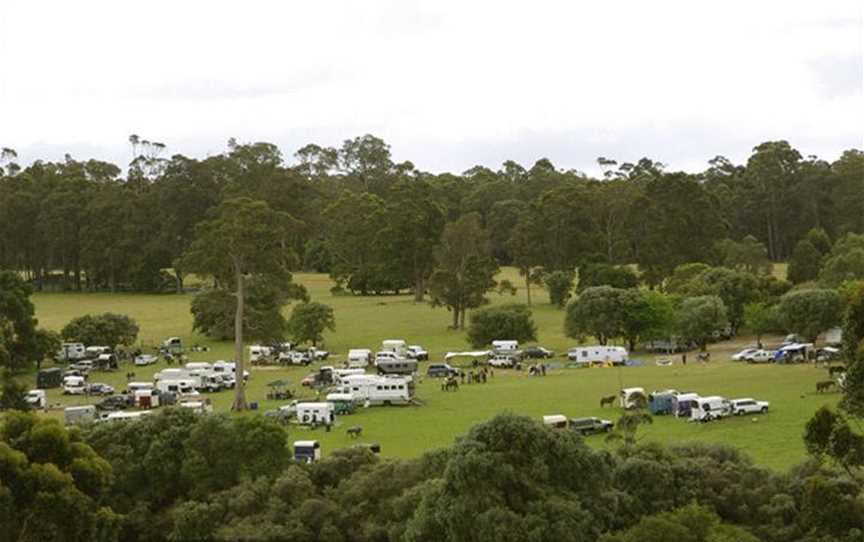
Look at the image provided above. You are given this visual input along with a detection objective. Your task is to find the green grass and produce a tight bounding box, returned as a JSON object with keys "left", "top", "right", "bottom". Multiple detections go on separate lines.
{"left": 28, "top": 265, "right": 834, "bottom": 471}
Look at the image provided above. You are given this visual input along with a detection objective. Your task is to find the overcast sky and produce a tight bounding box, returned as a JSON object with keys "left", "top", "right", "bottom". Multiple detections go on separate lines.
{"left": 0, "top": 0, "right": 861, "bottom": 176}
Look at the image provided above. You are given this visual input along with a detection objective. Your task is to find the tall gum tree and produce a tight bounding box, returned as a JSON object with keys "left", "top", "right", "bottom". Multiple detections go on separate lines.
{"left": 182, "top": 197, "right": 301, "bottom": 410}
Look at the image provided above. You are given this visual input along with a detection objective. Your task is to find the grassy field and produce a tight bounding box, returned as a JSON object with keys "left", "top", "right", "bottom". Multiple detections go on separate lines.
{"left": 28, "top": 266, "right": 838, "bottom": 471}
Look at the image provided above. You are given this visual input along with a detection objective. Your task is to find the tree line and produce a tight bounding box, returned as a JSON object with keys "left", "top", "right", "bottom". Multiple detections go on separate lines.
{"left": 0, "top": 137, "right": 861, "bottom": 296}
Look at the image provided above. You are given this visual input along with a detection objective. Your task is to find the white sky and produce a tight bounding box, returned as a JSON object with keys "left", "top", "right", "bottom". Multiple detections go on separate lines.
{"left": 0, "top": 0, "right": 861, "bottom": 176}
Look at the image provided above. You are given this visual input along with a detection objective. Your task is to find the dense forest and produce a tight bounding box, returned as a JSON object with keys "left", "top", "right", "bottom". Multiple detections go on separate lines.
{"left": 0, "top": 137, "right": 861, "bottom": 296}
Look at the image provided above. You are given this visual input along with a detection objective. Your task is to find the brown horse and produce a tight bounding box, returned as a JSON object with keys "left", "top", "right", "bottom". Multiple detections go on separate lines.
{"left": 346, "top": 426, "right": 363, "bottom": 438}
{"left": 816, "top": 380, "right": 835, "bottom": 393}
{"left": 600, "top": 395, "right": 616, "bottom": 408}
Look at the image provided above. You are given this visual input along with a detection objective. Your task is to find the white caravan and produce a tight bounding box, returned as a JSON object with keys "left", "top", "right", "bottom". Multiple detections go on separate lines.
{"left": 335, "top": 375, "right": 411, "bottom": 405}
{"left": 347, "top": 349, "right": 373, "bottom": 368}
{"left": 492, "top": 340, "right": 519, "bottom": 352}
{"left": 690, "top": 396, "right": 732, "bottom": 422}
{"left": 156, "top": 378, "right": 198, "bottom": 396}
{"left": 380, "top": 339, "right": 408, "bottom": 358}
{"left": 25, "top": 389, "right": 47, "bottom": 409}
{"left": 568, "top": 346, "right": 628, "bottom": 366}
{"left": 249, "top": 345, "right": 272, "bottom": 363}
{"left": 57, "top": 342, "right": 86, "bottom": 362}
{"left": 295, "top": 402, "right": 335, "bottom": 426}
{"left": 64, "top": 405, "right": 97, "bottom": 425}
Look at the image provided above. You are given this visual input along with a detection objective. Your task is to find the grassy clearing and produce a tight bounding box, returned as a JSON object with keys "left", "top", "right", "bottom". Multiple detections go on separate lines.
{"left": 28, "top": 265, "right": 834, "bottom": 471}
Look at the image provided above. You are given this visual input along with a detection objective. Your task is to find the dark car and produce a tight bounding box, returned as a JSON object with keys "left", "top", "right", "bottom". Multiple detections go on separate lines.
{"left": 569, "top": 417, "right": 614, "bottom": 435}
{"left": 96, "top": 394, "right": 131, "bottom": 411}
{"left": 88, "top": 383, "right": 115, "bottom": 396}
{"left": 426, "top": 363, "right": 460, "bottom": 378}
{"left": 523, "top": 346, "right": 554, "bottom": 359}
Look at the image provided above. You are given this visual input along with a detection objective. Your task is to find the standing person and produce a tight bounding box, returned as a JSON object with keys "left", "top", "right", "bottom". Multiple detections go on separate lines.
{"left": 541, "top": 364, "right": 546, "bottom": 376}
{"left": 682, "top": 353, "right": 687, "bottom": 366}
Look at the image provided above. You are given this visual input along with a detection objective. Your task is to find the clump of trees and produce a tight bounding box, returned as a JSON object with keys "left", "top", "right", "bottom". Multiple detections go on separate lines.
{"left": 61, "top": 313, "right": 139, "bottom": 349}
{"left": 0, "top": 271, "right": 60, "bottom": 371}
{"left": 287, "top": 301, "right": 335, "bottom": 346}
{"left": 467, "top": 304, "right": 537, "bottom": 347}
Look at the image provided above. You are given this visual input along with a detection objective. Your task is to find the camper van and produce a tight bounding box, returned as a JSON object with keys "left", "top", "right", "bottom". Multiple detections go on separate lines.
{"left": 294, "top": 440, "right": 321, "bottom": 463}
{"left": 648, "top": 390, "right": 679, "bottom": 415}
{"left": 62, "top": 375, "right": 87, "bottom": 395}
{"left": 84, "top": 346, "right": 112, "bottom": 359}
{"left": 336, "top": 375, "right": 412, "bottom": 405}
{"left": 295, "top": 402, "right": 335, "bottom": 426}
{"left": 57, "top": 342, "right": 86, "bottom": 362}
{"left": 64, "top": 405, "right": 97, "bottom": 425}
{"left": 690, "top": 396, "right": 731, "bottom": 422}
{"left": 568, "top": 346, "right": 628, "bottom": 366}
{"left": 162, "top": 337, "right": 183, "bottom": 352}
{"left": 376, "top": 358, "right": 417, "bottom": 375}
{"left": 347, "top": 349, "right": 373, "bottom": 368}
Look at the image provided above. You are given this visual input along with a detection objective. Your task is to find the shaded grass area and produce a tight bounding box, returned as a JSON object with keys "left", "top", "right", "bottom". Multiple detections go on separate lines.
{"left": 28, "top": 265, "right": 834, "bottom": 471}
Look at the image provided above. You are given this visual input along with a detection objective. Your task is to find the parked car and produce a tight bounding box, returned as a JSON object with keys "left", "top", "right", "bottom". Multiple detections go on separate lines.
{"left": 407, "top": 345, "right": 429, "bottom": 361}
{"left": 88, "top": 383, "right": 115, "bottom": 396}
{"left": 25, "top": 389, "right": 47, "bottom": 409}
{"left": 426, "top": 363, "right": 460, "bottom": 378}
{"left": 569, "top": 417, "right": 614, "bottom": 435}
{"left": 744, "top": 349, "right": 775, "bottom": 364}
{"left": 134, "top": 354, "right": 159, "bottom": 366}
{"left": 62, "top": 375, "right": 87, "bottom": 395}
{"left": 523, "top": 346, "right": 554, "bottom": 359}
{"left": 731, "top": 348, "right": 759, "bottom": 361}
{"left": 96, "top": 394, "right": 131, "bottom": 411}
{"left": 730, "top": 398, "right": 770, "bottom": 415}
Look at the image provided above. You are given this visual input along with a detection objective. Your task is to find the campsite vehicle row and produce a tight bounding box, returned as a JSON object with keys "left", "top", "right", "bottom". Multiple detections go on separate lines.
{"left": 627, "top": 387, "right": 771, "bottom": 422}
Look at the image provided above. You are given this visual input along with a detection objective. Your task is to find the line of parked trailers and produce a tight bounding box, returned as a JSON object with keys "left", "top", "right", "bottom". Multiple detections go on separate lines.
{"left": 623, "top": 387, "right": 770, "bottom": 422}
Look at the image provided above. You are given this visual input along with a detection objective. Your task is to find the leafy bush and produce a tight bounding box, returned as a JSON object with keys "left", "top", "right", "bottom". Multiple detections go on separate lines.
{"left": 467, "top": 304, "right": 537, "bottom": 348}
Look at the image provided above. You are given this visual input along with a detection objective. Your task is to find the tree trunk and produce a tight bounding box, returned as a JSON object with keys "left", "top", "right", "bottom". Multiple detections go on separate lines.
{"left": 459, "top": 308, "right": 466, "bottom": 330}
{"left": 174, "top": 268, "right": 184, "bottom": 294}
{"left": 452, "top": 307, "right": 460, "bottom": 329}
{"left": 414, "top": 276, "right": 425, "bottom": 302}
{"left": 525, "top": 272, "right": 532, "bottom": 307}
{"left": 232, "top": 269, "right": 248, "bottom": 411}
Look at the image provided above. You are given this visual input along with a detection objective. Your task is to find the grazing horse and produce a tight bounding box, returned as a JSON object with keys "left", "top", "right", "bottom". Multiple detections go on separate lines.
{"left": 600, "top": 395, "right": 616, "bottom": 408}
{"left": 828, "top": 365, "right": 847, "bottom": 377}
{"left": 346, "top": 426, "right": 363, "bottom": 438}
{"left": 816, "top": 380, "right": 835, "bottom": 393}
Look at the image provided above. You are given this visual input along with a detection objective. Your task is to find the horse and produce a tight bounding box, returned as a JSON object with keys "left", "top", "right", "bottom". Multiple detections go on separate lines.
{"left": 828, "top": 365, "right": 847, "bottom": 377}
{"left": 444, "top": 377, "right": 459, "bottom": 392}
{"left": 346, "top": 426, "right": 363, "bottom": 438}
{"left": 816, "top": 380, "right": 835, "bottom": 393}
{"left": 600, "top": 395, "right": 616, "bottom": 408}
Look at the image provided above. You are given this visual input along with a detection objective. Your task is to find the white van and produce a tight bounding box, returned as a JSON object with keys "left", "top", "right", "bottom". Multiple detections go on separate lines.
{"left": 62, "top": 375, "right": 87, "bottom": 395}
{"left": 296, "top": 402, "right": 335, "bottom": 426}
{"left": 568, "top": 346, "right": 628, "bottom": 366}
{"left": 690, "top": 396, "right": 731, "bottom": 422}
{"left": 85, "top": 346, "right": 111, "bottom": 358}
{"left": 347, "top": 349, "right": 373, "bottom": 368}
